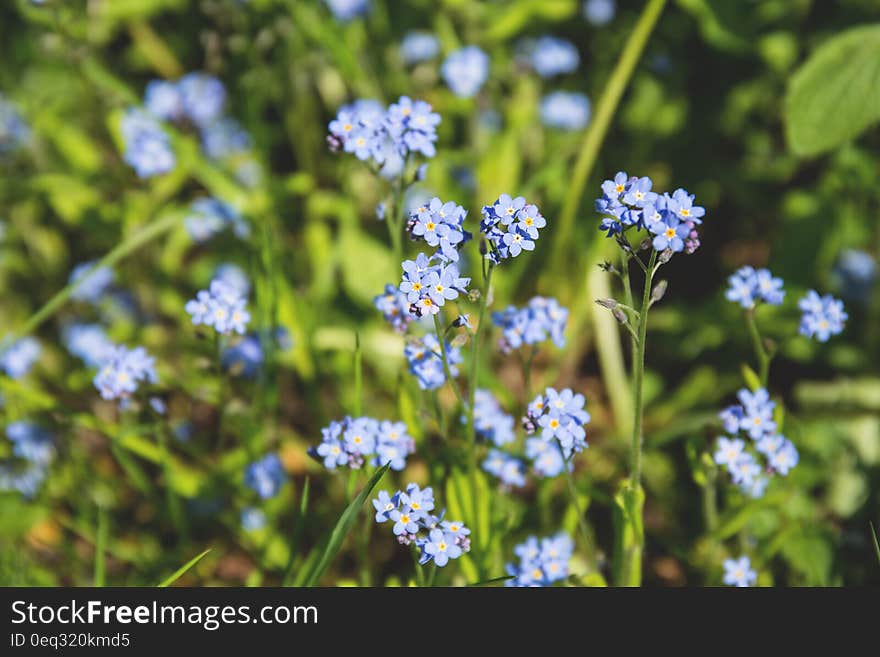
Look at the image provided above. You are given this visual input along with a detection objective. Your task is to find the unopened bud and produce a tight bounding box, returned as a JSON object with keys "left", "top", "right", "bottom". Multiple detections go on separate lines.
{"left": 639, "top": 239, "right": 652, "bottom": 251}
{"left": 658, "top": 248, "right": 674, "bottom": 264}
{"left": 596, "top": 298, "right": 618, "bottom": 310}
{"left": 467, "top": 289, "right": 482, "bottom": 302}
{"left": 479, "top": 239, "right": 488, "bottom": 256}
{"left": 598, "top": 261, "right": 618, "bottom": 274}
{"left": 650, "top": 280, "right": 668, "bottom": 304}
{"left": 450, "top": 333, "right": 469, "bottom": 349}
{"left": 612, "top": 308, "right": 628, "bottom": 325}
{"left": 615, "top": 235, "right": 632, "bottom": 253}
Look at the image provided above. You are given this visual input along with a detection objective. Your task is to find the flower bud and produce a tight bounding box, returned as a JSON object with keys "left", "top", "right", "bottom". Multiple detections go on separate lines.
{"left": 596, "top": 298, "right": 618, "bottom": 309}
{"left": 650, "top": 280, "right": 668, "bottom": 304}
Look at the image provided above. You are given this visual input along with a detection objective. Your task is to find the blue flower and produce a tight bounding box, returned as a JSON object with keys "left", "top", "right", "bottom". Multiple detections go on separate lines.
{"left": 407, "top": 197, "right": 468, "bottom": 262}
{"left": 222, "top": 334, "right": 263, "bottom": 377}
{"left": 69, "top": 262, "right": 114, "bottom": 303}
{"left": 201, "top": 117, "right": 251, "bottom": 160}
{"left": 767, "top": 439, "right": 799, "bottom": 476}
{"left": 93, "top": 345, "right": 157, "bottom": 401}
{"left": 404, "top": 334, "right": 461, "bottom": 390}
{"left": 723, "top": 556, "right": 757, "bottom": 587}
{"left": 399, "top": 254, "right": 470, "bottom": 317}
{"left": 737, "top": 387, "right": 777, "bottom": 439}
{"left": 376, "top": 420, "right": 415, "bottom": 471}
{"left": 725, "top": 266, "right": 785, "bottom": 308}
{"left": 713, "top": 436, "right": 746, "bottom": 469}
{"left": 185, "top": 197, "right": 248, "bottom": 242}
{"left": 622, "top": 176, "right": 658, "bottom": 208}
{"left": 1, "top": 337, "right": 41, "bottom": 379}
{"left": 213, "top": 263, "right": 251, "bottom": 297}
{"left": 120, "top": 109, "right": 175, "bottom": 178}
{"left": 472, "top": 389, "right": 516, "bottom": 446}
{"left": 729, "top": 453, "right": 761, "bottom": 488}
{"left": 526, "top": 438, "right": 567, "bottom": 477}
{"left": 0, "top": 94, "right": 30, "bottom": 154}
{"left": 343, "top": 416, "right": 378, "bottom": 456}
{"left": 492, "top": 296, "right": 568, "bottom": 352}
{"left": 178, "top": 73, "right": 226, "bottom": 127}
{"left": 6, "top": 422, "right": 55, "bottom": 466}
{"left": 526, "top": 387, "right": 590, "bottom": 459}
{"left": 144, "top": 79, "right": 183, "bottom": 121}
{"left": 245, "top": 454, "right": 286, "bottom": 499}
{"left": 400, "top": 483, "right": 435, "bottom": 519}
{"left": 389, "top": 507, "right": 420, "bottom": 536}
{"left": 529, "top": 37, "right": 580, "bottom": 78}
{"left": 372, "top": 490, "right": 400, "bottom": 523}
{"left": 324, "top": 0, "right": 369, "bottom": 21}
{"left": 313, "top": 419, "right": 348, "bottom": 469}
{"left": 482, "top": 449, "right": 527, "bottom": 487}
{"left": 506, "top": 532, "right": 573, "bottom": 586}
{"left": 540, "top": 91, "right": 591, "bottom": 131}
{"left": 374, "top": 283, "right": 413, "bottom": 333}
{"left": 186, "top": 279, "right": 251, "bottom": 335}
{"left": 423, "top": 529, "right": 463, "bottom": 566}
{"left": 833, "top": 248, "right": 876, "bottom": 303}
{"left": 583, "top": 0, "right": 616, "bottom": 26}
{"left": 400, "top": 32, "right": 439, "bottom": 65}
{"left": 798, "top": 290, "right": 847, "bottom": 342}
{"left": 441, "top": 46, "right": 489, "bottom": 98}
{"left": 63, "top": 324, "right": 114, "bottom": 367}
{"left": 241, "top": 507, "right": 267, "bottom": 531}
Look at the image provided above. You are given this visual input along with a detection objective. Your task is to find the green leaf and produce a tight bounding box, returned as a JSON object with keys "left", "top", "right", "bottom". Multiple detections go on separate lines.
{"left": 157, "top": 549, "right": 212, "bottom": 587}
{"left": 302, "top": 464, "right": 390, "bottom": 586}
{"left": 282, "top": 477, "right": 311, "bottom": 586}
{"left": 467, "top": 575, "right": 516, "bottom": 587}
{"left": 740, "top": 363, "right": 762, "bottom": 392}
{"left": 785, "top": 24, "right": 880, "bottom": 156}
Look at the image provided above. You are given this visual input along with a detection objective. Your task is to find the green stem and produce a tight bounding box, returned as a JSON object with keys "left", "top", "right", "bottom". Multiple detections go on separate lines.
{"left": 386, "top": 181, "right": 404, "bottom": 265}
{"left": 426, "top": 562, "right": 438, "bottom": 588}
{"left": 563, "top": 457, "right": 595, "bottom": 570}
{"left": 94, "top": 508, "right": 108, "bottom": 587}
{"left": 466, "top": 264, "right": 494, "bottom": 444}
{"left": 745, "top": 309, "right": 770, "bottom": 387}
{"left": 630, "top": 250, "right": 657, "bottom": 486}
{"left": 432, "top": 314, "right": 466, "bottom": 408}
{"left": 4, "top": 212, "right": 181, "bottom": 348}
{"left": 553, "top": 0, "right": 668, "bottom": 254}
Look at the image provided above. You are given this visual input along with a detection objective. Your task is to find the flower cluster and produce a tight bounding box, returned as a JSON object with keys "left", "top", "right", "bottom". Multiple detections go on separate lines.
{"left": 798, "top": 290, "right": 847, "bottom": 342}
{"left": 310, "top": 417, "right": 415, "bottom": 471}
{"left": 715, "top": 388, "right": 799, "bottom": 497}
{"left": 120, "top": 109, "right": 175, "bottom": 178}
{"left": 146, "top": 73, "right": 226, "bottom": 127}
{"left": 480, "top": 195, "right": 547, "bottom": 263}
{"left": 93, "top": 345, "right": 157, "bottom": 402}
{"left": 404, "top": 334, "right": 462, "bottom": 390}
{"left": 328, "top": 96, "right": 439, "bottom": 179}
{"left": 373, "top": 284, "right": 413, "bottom": 333}
{"left": 473, "top": 389, "right": 516, "bottom": 446}
{"left": 723, "top": 556, "right": 757, "bottom": 587}
{"left": 0, "top": 422, "right": 55, "bottom": 498}
{"left": 69, "top": 262, "right": 114, "bottom": 303}
{"left": 1, "top": 337, "right": 41, "bottom": 379}
{"left": 492, "top": 296, "right": 568, "bottom": 353}
{"left": 441, "top": 46, "right": 489, "bottom": 98}
{"left": 185, "top": 197, "right": 249, "bottom": 242}
{"left": 406, "top": 198, "right": 470, "bottom": 262}
{"left": 0, "top": 94, "right": 30, "bottom": 154}
{"left": 540, "top": 91, "right": 591, "bottom": 131}
{"left": 244, "top": 454, "right": 286, "bottom": 500}
{"left": 524, "top": 387, "right": 590, "bottom": 459}
{"left": 373, "top": 484, "right": 472, "bottom": 567}
{"left": 400, "top": 32, "right": 439, "bottom": 65}
{"left": 63, "top": 324, "right": 115, "bottom": 367}
{"left": 399, "top": 253, "right": 470, "bottom": 318}
{"left": 482, "top": 388, "right": 589, "bottom": 485}
{"left": 505, "top": 533, "right": 573, "bottom": 586}
{"left": 595, "top": 172, "right": 704, "bottom": 254}
{"left": 725, "top": 266, "right": 785, "bottom": 308}
{"left": 186, "top": 279, "right": 251, "bottom": 335}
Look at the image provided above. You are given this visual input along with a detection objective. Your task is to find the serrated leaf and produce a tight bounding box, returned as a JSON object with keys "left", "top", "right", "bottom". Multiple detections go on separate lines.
{"left": 785, "top": 24, "right": 880, "bottom": 156}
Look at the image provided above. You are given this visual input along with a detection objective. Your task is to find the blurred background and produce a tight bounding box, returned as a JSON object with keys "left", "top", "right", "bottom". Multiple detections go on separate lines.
{"left": 0, "top": 0, "right": 878, "bottom": 586}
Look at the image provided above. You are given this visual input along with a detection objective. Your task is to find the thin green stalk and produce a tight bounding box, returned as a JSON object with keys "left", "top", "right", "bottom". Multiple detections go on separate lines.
{"left": 386, "top": 181, "right": 404, "bottom": 265}
{"left": 426, "top": 562, "right": 438, "bottom": 588}
{"left": 466, "top": 264, "right": 494, "bottom": 444}
{"left": 94, "top": 508, "right": 108, "bottom": 587}
{"left": 432, "top": 314, "right": 466, "bottom": 408}
{"left": 5, "top": 212, "right": 180, "bottom": 348}
{"left": 745, "top": 309, "right": 771, "bottom": 387}
{"left": 553, "top": 0, "right": 668, "bottom": 254}
{"left": 630, "top": 250, "right": 657, "bottom": 485}
{"left": 522, "top": 345, "right": 537, "bottom": 405}
{"left": 564, "top": 459, "right": 594, "bottom": 569}
{"left": 353, "top": 331, "right": 363, "bottom": 417}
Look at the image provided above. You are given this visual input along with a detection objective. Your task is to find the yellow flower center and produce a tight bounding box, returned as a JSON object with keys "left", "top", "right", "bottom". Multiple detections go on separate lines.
{"left": 615, "top": 184, "right": 624, "bottom": 193}
{"left": 664, "top": 227, "right": 676, "bottom": 239}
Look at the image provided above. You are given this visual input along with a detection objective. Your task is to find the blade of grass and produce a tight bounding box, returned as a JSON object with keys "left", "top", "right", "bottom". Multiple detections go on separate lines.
{"left": 353, "top": 331, "right": 363, "bottom": 417}
{"left": 468, "top": 574, "right": 516, "bottom": 587}
{"left": 303, "top": 463, "right": 390, "bottom": 586}
{"left": 93, "top": 508, "right": 108, "bottom": 587}
{"left": 157, "top": 548, "right": 212, "bottom": 587}
{"left": 282, "top": 477, "right": 311, "bottom": 586}
{"left": 871, "top": 522, "right": 880, "bottom": 566}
